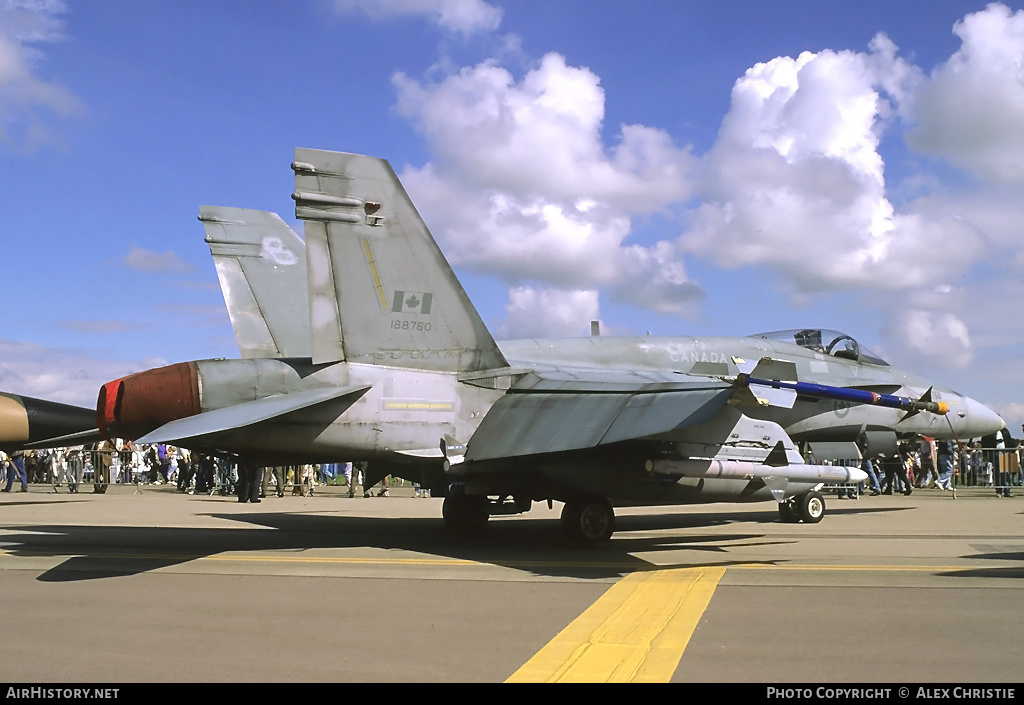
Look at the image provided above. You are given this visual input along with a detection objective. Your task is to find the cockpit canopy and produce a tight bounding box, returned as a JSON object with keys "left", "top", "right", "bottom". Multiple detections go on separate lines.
{"left": 752, "top": 329, "right": 889, "bottom": 367}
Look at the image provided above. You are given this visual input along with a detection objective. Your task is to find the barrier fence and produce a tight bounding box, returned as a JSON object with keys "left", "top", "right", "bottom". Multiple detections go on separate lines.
{"left": 816, "top": 446, "right": 1022, "bottom": 497}
{"left": 5, "top": 446, "right": 1022, "bottom": 496}
{"left": 3, "top": 449, "right": 376, "bottom": 497}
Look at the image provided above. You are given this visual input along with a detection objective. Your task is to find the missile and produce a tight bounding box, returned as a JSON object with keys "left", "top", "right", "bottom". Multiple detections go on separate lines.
{"left": 645, "top": 458, "right": 868, "bottom": 484}
{"left": 738, "top": 374, "right": 949, "bottom": 415}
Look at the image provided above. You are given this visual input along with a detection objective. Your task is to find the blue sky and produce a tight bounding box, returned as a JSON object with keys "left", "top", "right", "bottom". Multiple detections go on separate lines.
{"left": 2, "top": 0, "right": 1024, "bottom": 430}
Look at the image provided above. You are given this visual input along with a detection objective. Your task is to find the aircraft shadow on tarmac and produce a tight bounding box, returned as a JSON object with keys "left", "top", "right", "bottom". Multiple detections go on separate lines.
{"left": 942, "top": 549, "right": 1024, "bottom": 580}
{"left": 5, "top": 502, "right": 919, "bottom": 583}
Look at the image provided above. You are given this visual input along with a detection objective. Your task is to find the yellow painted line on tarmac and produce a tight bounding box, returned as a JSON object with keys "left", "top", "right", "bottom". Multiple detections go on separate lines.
{"left": 506, "top": 567, "right": 725, "bottom": 683}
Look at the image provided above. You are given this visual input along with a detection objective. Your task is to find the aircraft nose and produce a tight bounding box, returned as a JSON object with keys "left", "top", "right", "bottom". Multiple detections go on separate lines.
{"left": 958, "top": 396, "right": 1005, "bottom": 437}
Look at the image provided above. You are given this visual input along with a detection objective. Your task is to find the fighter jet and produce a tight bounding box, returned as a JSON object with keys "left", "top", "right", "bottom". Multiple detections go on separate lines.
{"left": 95, "top": 149, "right": 1005, "bottom": 544}
{"left": 0, "top": 392, "right": 98, "bottom": 451}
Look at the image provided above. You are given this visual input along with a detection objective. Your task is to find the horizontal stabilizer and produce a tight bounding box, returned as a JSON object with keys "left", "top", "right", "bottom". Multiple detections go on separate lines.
{"left": 135, "top": 384, "right": 370, "bottom": 446}
{"left": 23, "top": 428, "right": 104, "bottom": 450}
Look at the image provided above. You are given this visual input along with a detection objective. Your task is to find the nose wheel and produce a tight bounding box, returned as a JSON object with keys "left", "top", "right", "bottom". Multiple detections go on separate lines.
{"left": 779, "top": 491, "right": 825, "bottom": 523}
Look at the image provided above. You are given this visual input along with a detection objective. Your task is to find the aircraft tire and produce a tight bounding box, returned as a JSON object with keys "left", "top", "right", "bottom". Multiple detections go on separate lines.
{"left": 442, "top": 492, "right": 489, "bottom": 533}
{"left": 778, "top": 500, "right": 800, "bottom": 523}
{"left": 561, "top": 496, "right": 615, "bottom": 546}
{"left": 797, "top": 491, "right": 825, "bottom": 523}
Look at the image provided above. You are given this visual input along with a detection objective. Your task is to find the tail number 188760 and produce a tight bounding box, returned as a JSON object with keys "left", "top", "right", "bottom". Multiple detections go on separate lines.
{"left": 392, "top": 320, "right": 432, "bottom": 331}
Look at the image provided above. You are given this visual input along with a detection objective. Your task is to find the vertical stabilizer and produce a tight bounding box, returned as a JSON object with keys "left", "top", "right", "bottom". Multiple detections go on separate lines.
{"left": 292, "top": 149, "right": 508, "bottom": 373}
{"left": 201, "top": 206, "right": 311, "bottom": 359}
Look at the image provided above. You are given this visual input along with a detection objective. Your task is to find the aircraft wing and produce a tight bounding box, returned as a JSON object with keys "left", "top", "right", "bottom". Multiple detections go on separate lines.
{"left": 465, "top": 372, "right": 734, "bottom": 462}
{"left": 135, "top": 384, "right": 370, "bottom": 446}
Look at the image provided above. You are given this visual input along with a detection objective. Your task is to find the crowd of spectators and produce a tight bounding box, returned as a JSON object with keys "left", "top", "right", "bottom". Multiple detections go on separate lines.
{"left": 830, "top": 426, "right": 1021, "bottom": 499}
{"left": 0, "top": 441, "right": 397, "bottom": 499}
{"left": 4, "top": 429, "right": 1021, "bottom": 499}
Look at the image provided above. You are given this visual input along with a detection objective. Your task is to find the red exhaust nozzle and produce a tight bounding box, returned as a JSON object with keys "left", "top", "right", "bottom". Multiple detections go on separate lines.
{"left": 97, "top": 362, "right": 201, "bottom": 441}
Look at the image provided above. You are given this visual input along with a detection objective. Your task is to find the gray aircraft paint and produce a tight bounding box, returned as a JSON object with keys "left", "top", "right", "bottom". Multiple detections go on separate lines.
{"left": 293, "top": 149, "right": 507, "bottom": 373}
{"left": 203, "top": 207, "right": 995, "bottom": 450}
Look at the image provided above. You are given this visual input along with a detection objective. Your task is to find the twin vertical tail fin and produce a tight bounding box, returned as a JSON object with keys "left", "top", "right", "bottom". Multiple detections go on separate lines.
{"left": 201, "top": 206, "right": 310, "bottom": 359}
{"left": 292, "top": 149, "right": 507, "bottom": 373}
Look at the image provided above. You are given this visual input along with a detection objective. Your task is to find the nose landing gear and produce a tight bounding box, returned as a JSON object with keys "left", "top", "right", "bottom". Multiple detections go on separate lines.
{"left": 779, "top": 490, "right": 825, "bottom": 523}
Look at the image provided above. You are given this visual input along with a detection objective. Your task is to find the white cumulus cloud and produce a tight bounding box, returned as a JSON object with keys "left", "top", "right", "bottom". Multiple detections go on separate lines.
{"left": 680, "top": 33, "right": 990, "bottom": 292}
{"left": 394, "top": 53, "right": 702, "bottom": 328}
{"left": 906, "top": 3, "right": 1024, "bottom": 185}
{"left": 0, "top": 0, "right": 82, "bottom": 148}
{"left": 498, "top": 286, "right": 600, "bottom": 339}
{"left": 881, "top": 286, "right": 973, "bottom": 370}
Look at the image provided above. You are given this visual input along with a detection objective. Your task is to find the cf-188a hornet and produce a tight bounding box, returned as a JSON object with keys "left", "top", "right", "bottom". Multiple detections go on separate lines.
{"left": 94, "top": 149, "right": 1004, "bottom": 544}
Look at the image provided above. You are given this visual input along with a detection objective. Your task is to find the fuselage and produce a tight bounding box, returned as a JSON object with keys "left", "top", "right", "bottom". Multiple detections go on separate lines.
{"left": 98, "top": 330, "right": 1005, "bottom": 465}
{"left": 497, "top": 333, "right": 1004, "bottom": 442}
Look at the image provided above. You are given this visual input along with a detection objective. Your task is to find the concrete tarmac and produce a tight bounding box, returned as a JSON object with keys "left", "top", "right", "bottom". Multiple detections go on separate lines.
{"left": 0, "top": 481, "right": 1021, "bottom": 683}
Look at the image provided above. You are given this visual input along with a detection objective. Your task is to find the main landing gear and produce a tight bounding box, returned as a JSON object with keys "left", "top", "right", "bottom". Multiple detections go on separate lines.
{"left": 560, "top": 495, "right": 615, "bottom": 547}
{"left": 442, "top": 486, "right": 489, "bottom": 533}
{"left": 442, "top": 485, "right": 617, "bottom": 547}
{"left": 778, "top": 490, "right": 825, "bottom": 523}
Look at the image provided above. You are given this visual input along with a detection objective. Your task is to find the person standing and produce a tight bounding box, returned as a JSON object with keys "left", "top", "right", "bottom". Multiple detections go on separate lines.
{"left": 66, "top": 446, "right": 84, "bottom": 493}
{"left": 916, "top": 436, "right": 937, "bottom": 488}
{"left": 50, "top": 448, "right": 68, "bottom": 489}
{"left": 156, "top": 443, "right": 170, "bottom": 484}
{"left": 935, "top": 439, "right": 954, "bottom": 490}
{"left": 988, "top": 429, "right": 1014, "bottom": 497}
{"left": 93, "top": 440, "right": 113, "bottom": 493}
{"left": 1017, "top": 424, "right": 1024, "bottom": 488}
{"left": 176, "top": 447, "right": 193, "bottom": 492}
{"left": 881, "top": 444, "right": 913, "bottom": 496}
{"left": 2, "top": 450, "right": 28, "bottom": 492}
{"left": 343, "top": 462, "right": 355, "bottom": 497}
{"left": 861, "top": 456, "right": 882, "bottom": 496}
{"left": 998, "top": 428, "right": 1015, "bottom": 497}
{"left": 166, "top": 446, "right": 178, "bottom": 487}
{"left": 271, "top": 466, "right": 286, "bottom": 497}
{"left": 235, "top": 458, "right": 262, "bottom": 503}
{"left": 0, "top": 451, "right": 12, "bottom": 492}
